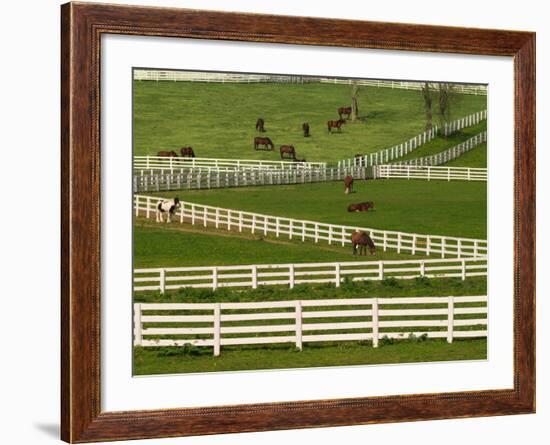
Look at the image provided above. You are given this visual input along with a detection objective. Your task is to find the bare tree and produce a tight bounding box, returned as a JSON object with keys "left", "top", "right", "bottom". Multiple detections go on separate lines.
{"left": 351, "top": 80, "right": 360, "bottom": 121}
{"left": 421, "top": 82, "right": 433, "bottom": 130}
{"left": 437, "top": 83, "right": 455, "bottom": 130}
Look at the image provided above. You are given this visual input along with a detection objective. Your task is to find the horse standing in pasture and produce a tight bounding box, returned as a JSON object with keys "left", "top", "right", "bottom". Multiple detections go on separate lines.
{"left": 256, "top": 118, "right": 265, "bottom": 132}
{"left": 156, "top": 197, "right": 180, "bottom": 223}
{"left": 344, "top": 175, "right": 354, "bottom": 194}
{"left": 302, "top": 122, "right": 310, "bottom": 137}
{"left": 157, "top": 150, "right": 178, "bottom": 157}
{"left": 254, "top": 136, "right": 274, "bottom": 151}
{"left": 280, "top": 145, "right": 296, "bottom": 160}
{"left": 351, "top": 230, "right": 376, "bottom": 256}
{"left": 347, "top": 202, "right": 374, "bottom": 212}
{"left": 180, "top": 147, "right": 195, "bottom": 158}
{"left": 327, "top": 119, "right": 345, "bottom": 133}
{"left": 338, "top": 106, "right": 352, "bottom": 120}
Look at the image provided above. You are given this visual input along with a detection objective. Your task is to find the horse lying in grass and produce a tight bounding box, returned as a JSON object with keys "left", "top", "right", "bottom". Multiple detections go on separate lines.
{"left": 351, "top": 230, "right": 376, "bottom": 255}
{"left": 156, "top": 197, "right": 180, "bottom": 223}
{"left": 347, "top": 202, "right": 374, "bottom": 212}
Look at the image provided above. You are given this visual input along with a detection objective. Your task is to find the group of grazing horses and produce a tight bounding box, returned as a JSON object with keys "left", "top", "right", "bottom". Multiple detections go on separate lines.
{"left": 157, "top": 146, "right": 196, "bottom": 158}
{"left": 254, "top": 118, "right": 306, "bottom": 161}
{"left": 343, "top": 175, "right": 376, "bottom": 254}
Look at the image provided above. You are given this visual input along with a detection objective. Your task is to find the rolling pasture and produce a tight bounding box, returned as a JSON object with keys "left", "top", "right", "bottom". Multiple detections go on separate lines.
{"left": 145, "top": 179, "right": 487, "bottom": 239}
{"left": 133, "top": 81, "right": 486, "bottom": 163}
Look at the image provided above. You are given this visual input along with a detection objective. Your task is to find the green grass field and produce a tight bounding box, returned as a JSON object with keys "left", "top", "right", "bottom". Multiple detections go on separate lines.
{"left": 445, "top": 143, "right": 487, "bottom": 168}
{"left": 133, "top": 81, "right": 486, "bottom": 163}
{"left": 146, "top": 179, "right": 487, "bottom": 239}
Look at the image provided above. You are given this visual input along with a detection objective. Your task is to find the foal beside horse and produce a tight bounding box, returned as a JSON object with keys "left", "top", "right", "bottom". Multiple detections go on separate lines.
{"left": 351, "top": 230, "right": 376, "bottom": 256}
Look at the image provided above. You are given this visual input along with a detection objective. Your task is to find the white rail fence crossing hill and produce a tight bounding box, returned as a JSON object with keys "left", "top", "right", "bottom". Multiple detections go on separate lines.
{"left": 134, "top": 156, "right": 326, "bottom": 173}
{"left": 337, "top": 110, "right": 487, "bottom": 169}
{"left": 392, "top": 131, "right": 487, "bottom": 167}
{"left": 133, "top": 166, "right": 366, "bottom": 192}
{"left": 374, "top": 165, "right": 487, "bottom": 182}
{"left": 134, "top": 195, "right": 488, "bottom": 258}
{"left": 133, "top": 295, "right": 488, "bottom": 355}
{"left": 134, "top": 257, "right": 488, "bottom": 293}
{"left": 133, "top": 70, "right": 487, "bottom": 95}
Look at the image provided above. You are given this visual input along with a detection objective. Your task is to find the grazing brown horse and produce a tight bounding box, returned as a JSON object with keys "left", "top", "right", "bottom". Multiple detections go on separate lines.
{"left": 327, "top": 119, "right": 345, "bottom": 133}
{"left": 254, "top": 137, "right": 274, "bottom": 151}
{"left": 347, "top": 202, "right": 374, "bottom": 212}
{"left": 302, "top": 122, "right": 310, "bottom": 137}
{"left": 256, "top": 118, "right": 265, "bottom": 132}
{"left": 157, "top": 150, "right": 178, "bottom": 157}
{"left": 180, "top": 147, "right": 195, "bottom": 158}
{"left": 351, "top": 230, "right": 376, "bottom": 256}
{"left": 338, "top": 106, "right": 352, "bottom": 120}
{"left": 280, "top": 145, "right": 296, "bottom": 159}
{"left": 344, "top": 175, "right": 354, "bottom": 194}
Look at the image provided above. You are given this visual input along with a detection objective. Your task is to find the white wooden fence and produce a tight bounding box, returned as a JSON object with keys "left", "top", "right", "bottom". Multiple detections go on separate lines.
{"left": 133, "top": 70, "right": 487, "bottom": 95}
{"left": 133, "top": 166, "right": 366, "bottom": 192}
{"left": 133, "top": 295, "right": 488, "bottom": 355}
{"left": 374, "top": 165, "right": 487, "bottom": 182}
{"left": 134, "top": 257, "right": 487, "bottom": 293}
{"left": 134, "top": 195, "right": 488, "bottom": 258}
{"left": 393, "top": 131, "right": 487, "bottom": 167}
{"left": 134, "top": 156, "right": 326, "bottom": 173}
{"left": 337, "top": 110, "right": 487, "bottom": 169}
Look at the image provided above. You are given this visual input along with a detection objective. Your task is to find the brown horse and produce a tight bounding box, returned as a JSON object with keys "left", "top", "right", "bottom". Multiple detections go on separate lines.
{"left": 157, "top": 150, "right": 178, "bottom": 157}
{"left": 351, "top": 230, "right": 376, "bottom": 255}
{"left": 327, "top": 119, "right": 345, "bottom": 133}
{"left": 180, "top": 147, "right": 195, "bottom": 158}
{"left": 256, "top": 118, "right": 265, "bottom": 132}
{"left": 348, "top": 202, "right": 374, "bottom": 212}
{"left": 344, "top": 175, "right": 354, "bottom": 194}
{"left": 280, "top": 145, "right": 296, "bottom": 159}
{"left": 254, "top": 137, "right": 274, "bottom": 151}
{"left": 338, "top": 106, "right": 352, "bottom": 120}
{"left": 302, "top": 122, "right": 310, "bottom": 137}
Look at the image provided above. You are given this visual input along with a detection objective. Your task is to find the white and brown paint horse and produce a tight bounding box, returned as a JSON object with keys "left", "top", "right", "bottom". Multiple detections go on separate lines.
{"left": 156, "top": 197, "right": 180, "bottom": 223}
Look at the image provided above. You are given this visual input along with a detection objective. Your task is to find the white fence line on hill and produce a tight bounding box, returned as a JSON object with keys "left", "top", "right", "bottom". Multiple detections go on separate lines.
{"left": 133, "top": 295, "right": 488, "bottom": 355}
{"left": 393, "top": 131, "right": 487, "bottom": 167}
{"left": 374, "top": 165, "right": 487, "bottom": 182}
{"left": 133, "top": 70, "right": 488, "bottom": 95}
{"left": 337, "top": 110, "right": 487, "bottom": 169}
{"left": 133, "top": 167, "right": 366, "bottom": 192}
{"left": 134, "top": 156, "right": 326, "bottom": 173}
{"left": 133, "top": 195, "right": 488, "bottom": 258}
{"left": 134, "top": 257, "right": 488, "bottom": 293}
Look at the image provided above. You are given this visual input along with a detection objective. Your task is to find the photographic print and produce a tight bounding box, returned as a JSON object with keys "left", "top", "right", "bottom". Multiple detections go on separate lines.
{"left": 132, "top": 69, "right": 488, "bottom": 376}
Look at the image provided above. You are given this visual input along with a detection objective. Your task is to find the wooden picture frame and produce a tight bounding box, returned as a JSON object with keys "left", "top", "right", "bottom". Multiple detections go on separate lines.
{"left": 61, "top": 2, "right": 535, "bottom": 442}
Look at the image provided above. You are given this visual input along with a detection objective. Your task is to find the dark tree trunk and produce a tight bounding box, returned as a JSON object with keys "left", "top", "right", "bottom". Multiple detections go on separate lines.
{"left": 351, "top": 81, "right": 359, "bottom": 121}
{"left": 421, "top": 82, "right": 433, "bottom": 131}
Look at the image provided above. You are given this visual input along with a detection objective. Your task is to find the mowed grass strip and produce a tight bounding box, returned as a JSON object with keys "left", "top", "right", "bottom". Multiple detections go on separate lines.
{"left": 145, "top": 179, "right": 487, "bottom": 239}
{"left": 133, "top": 222, "right": 433, "bottom": 269}
{"left": 133, "top": 338, "right": 486, "bottom": 375}
{"left": 133, "top": 81, "right": 486, "bottom": 163}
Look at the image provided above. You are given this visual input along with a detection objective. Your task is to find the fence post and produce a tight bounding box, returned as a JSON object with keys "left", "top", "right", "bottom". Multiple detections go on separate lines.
{"left": 372, "top": 298, "right": 379, "bottom": 348}
{"left": 412, "top": 234, "right": 417, "bottom": 255}
{"left": 213, "top": 304, "right": 221, "bottom": 356}
{"left": 238, "top": 212, "right": 243, "bottom": 233}
{"left": 191, "top": 204, "right": 195, "bottom": 225}
{"left": 133, "top": 303, "right": 142, "bottom": 346}
{"left": 397, "top": 233, "right": 402, "bottom": 254}
{"left": 335, "top": 263, "right": 341, "bottom": 287}
{"left": 212, "top": 267, "right": 218, "bottom": 290}
{"left": 420, "top": 260, "right": 426, "bottom": 277}
{"left": 441, "top": 238, "right": 446, "bottom": 258}
{"left": 251, "top": 265, "right": 258, "bottom": 289}
{"left": 295, "top": 301, "right": 303, "bottom": 351}
{"left": 447, "top": 296, "right": 454, "bottom": 344}
{"left": 341, "top": 227, "right": 346, "bottom": 246}
{"left": 159, "top": 269, "right": 166, "bottom": 294}
{"left": 276, "top": 217, "right": 280, "bottom": 237}
{"left": 378, "top": 261, "right": 384, "bottom": 280}
{"left": 383, "top": 232, "right": 387, "bottom": 252}
{"left": 146, "top": 196, "right": 151, "bottom": 219}
{"left": 461, "top": 259, "right": 466, "bottom": 280}
{"left": 215, "top": 208, "right": 220, "bottom": 229}
{"left": 289, "top": 219, "right": 293, "bottom": 240}
{"left": 289, "top": 264, "right": 295, "bottom": 289}
{"left": 426, "top": 236, "right": 431, "bottom": 256}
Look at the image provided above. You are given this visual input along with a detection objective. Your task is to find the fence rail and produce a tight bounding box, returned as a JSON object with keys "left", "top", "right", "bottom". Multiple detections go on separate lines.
{"left": 392, "top": 131, "right": 487, "bottom": 167}
{"left": 133, "top": 295, "right": 488, "bottom": 355}
{"left": 134, "top": 195, "right": 488, "bottom": 258}
{"left": 337, "top": 110, "right": 487, "bottom": 169}
{"left": 134, "top": 257, "right": 487, "bottom": 293}
{"left": 133, "top": 70, "right": 487, "bottom": 95}
{"left": 133, "top": 167, "right": 366, "bottom": 192}
{"left": 374, "top": 165, "right": 487, "bottom": 182}
{"left": 134, "top": 156, "right": 326, "bottom": 173}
